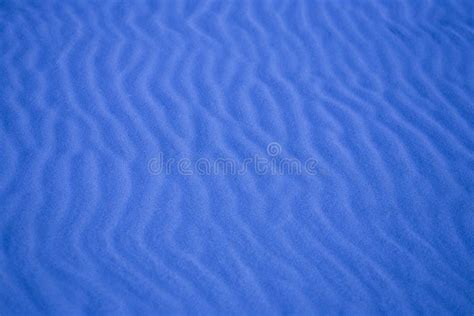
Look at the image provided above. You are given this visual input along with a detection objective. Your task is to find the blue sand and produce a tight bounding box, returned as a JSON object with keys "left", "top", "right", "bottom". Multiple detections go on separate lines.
{"left": 0, "top": 0, "right": 473, "bottom": 314}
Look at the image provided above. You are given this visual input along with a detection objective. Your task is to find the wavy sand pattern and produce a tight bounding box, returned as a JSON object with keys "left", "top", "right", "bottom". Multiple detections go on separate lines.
{"left": 1, "top": 0, "right": 473, "bottom": 314}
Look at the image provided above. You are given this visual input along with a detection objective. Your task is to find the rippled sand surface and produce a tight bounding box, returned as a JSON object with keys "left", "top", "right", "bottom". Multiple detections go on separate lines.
{"left": 1, "top": 0, "right": 473, "bottom": 314}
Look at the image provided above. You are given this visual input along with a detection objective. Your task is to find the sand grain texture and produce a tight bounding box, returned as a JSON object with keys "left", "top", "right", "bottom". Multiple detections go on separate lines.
{"left": 0, "top": 0, "right": 473, "bottom": 314}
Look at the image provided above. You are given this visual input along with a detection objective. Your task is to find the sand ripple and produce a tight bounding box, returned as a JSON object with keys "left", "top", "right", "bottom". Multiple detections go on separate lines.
{"left": 0, "top": 0, "right": 473, "bottom": 314}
